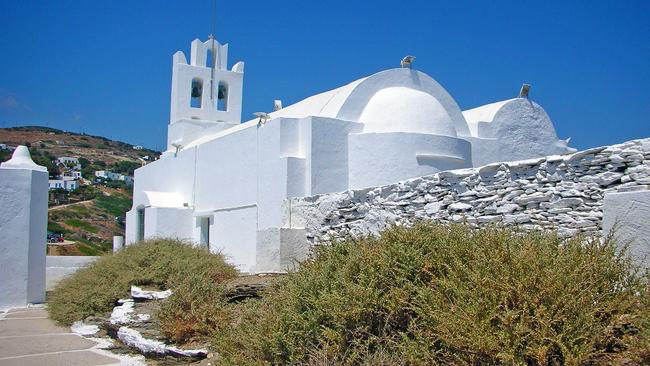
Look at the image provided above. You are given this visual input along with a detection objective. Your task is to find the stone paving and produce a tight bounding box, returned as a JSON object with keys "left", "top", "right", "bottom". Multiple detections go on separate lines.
{"left": 0, "top": 307, "right": 132, "bottom": 366}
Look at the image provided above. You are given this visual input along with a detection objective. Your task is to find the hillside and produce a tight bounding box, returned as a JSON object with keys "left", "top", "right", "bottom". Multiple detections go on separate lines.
{"left": 0, "top": 126, "right": 160, "bottom": 255}
{"left": 47, "top": 186, "right": 133, "bottom": 255}
{"left": 0, "top": 126, "right": 159, "bottom": 175}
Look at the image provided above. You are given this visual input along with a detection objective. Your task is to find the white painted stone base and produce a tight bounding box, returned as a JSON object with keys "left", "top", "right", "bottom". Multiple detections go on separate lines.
{"left": 256, "top": 228, "right": 308, "bottom": 273}
{"left": 603, "top": 191, "right": 650, "bottom": 269}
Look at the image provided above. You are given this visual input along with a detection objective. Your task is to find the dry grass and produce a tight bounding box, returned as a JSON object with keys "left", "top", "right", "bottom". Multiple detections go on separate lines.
{"left": 47, "top": 239, "right": 238, "bottom": 325}
{"left": 209, "top": 223, "right": 650, "bottom": 365}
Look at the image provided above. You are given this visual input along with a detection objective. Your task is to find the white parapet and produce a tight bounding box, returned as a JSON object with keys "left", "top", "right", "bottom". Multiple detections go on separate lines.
{"left": 603, "top": 190, "right": 650, "bottom": 269}
{"left": 0, "top": 146, "right": 48, "bottom": 309}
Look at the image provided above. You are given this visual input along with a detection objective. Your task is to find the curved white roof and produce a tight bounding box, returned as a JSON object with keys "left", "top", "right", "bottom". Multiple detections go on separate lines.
{"left": 359, "top": 87, "right": 457, "bottom": 136}
{"left": 462, "top": 98, "right": 517, "bottom": 137}
{"left": 185, "top": 68, "right": 470, "bottom": 149}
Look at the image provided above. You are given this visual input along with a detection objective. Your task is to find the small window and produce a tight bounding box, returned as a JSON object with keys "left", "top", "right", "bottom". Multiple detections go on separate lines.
{"left": 190, "top": 79, "right": 203, "bottom": 108}
{"left": 217, "top": 81, "right": 228, "bottom": 111}
{"left": 199, "top": 217, "right": 210, "bottom": 248}
{"left": 136, "top": 208, "right": 145, "bottom": 242}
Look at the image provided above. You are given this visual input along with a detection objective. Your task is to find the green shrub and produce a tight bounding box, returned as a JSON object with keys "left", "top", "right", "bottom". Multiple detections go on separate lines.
{"left": 64, "top": 219, "right": 98, "bottom": 233}
{"left": 156, "top": 266, "right": 235, "bottom": 343}
{"left": 48, "top": 239, "right": 238, "bottom": 325}
{"left": 94, "top": 192, "right": 131, "bottom": 217}
{"left": 212, "top": 224, "right": 649, "bottom": 365}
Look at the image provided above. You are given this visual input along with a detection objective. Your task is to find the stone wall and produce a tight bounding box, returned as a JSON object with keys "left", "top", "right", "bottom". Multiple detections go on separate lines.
{"left": 286, "top": 138, "right": 650, "bottom": 243}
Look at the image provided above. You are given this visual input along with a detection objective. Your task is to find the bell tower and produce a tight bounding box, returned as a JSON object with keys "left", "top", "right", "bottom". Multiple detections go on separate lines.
{"left": 167, "top": 37, "right": 245, "bottom": 150}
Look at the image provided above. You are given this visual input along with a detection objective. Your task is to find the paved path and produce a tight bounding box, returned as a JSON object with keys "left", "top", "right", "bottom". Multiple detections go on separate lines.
{"left": 0, "top": 307, "right": 129, "bottom": 366}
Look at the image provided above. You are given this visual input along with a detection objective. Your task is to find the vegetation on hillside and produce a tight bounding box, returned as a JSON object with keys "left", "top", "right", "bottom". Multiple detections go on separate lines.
{"left": 0, "top": 126, "right": 159, "bottom": 166}
{"left": 48, "top": 239, "right": 238, "bottom": 325}
{"left": 0, "top": 126, "right": 160, "bottom": 255}
{"left": 48, "top": 187, "right": 132, "bottom": 255}
{"left": 202, "top": 224, "right": 647, "bottom": 365}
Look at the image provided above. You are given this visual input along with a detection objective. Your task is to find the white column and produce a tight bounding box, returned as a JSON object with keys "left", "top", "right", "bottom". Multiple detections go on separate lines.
{"left": 0, "top": 146, "right": 48, "bottom": 309}
{"left": 113, "top": 236, "right": 124, "bottom": 252}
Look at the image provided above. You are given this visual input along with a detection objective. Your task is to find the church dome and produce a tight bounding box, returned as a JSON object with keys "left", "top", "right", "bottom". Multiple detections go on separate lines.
{"left": 358, "top": 87, "right": 458, "bottom": 136}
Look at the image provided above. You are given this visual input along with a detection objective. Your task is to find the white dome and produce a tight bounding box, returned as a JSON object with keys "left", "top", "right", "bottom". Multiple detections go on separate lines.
{"left": 358, "top": 87, "right": 458, "bottom": 136}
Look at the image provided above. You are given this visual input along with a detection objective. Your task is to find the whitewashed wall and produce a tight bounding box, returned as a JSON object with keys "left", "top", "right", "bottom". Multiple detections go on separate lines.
{"left": 45, "top": 256, "right": 98, "bottom": 290}
{"left": 287, "top": 138, "right": 650, "bottom": 243}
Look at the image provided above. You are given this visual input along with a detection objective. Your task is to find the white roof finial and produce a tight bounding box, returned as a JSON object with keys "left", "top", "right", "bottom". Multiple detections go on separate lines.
{"left": 0, "top": 146, "right": 47, "bottom": 171}
{"left": 401, "top": 55, "right": 416, "bottom": 69}
{"left": 519, "top": 83, "right": 531, "bottom": 98}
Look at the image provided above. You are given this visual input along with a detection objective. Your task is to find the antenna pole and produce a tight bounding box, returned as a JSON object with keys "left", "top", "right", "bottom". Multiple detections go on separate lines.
{"left": 209, "top": 0, "right": 217, "bottom": 101}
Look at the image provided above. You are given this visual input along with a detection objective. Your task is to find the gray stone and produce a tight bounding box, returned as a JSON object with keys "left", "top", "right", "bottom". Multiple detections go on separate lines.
{"left": 424, "top": 202, "right": 442, "bottom": 215}
{"left": 503, "top": 214, "right": 531, "bottom": 224}
{"left": 547, "top": 198, "right": 584, "bottom": 209}
{"left": 449, "top": 202, "right": 472, "bottom": 211}
{"left": 477, "top": 215, "right": 501, "bottom": 224}
{"left": 496, "top": 203, "right": 520, "bottom": 214}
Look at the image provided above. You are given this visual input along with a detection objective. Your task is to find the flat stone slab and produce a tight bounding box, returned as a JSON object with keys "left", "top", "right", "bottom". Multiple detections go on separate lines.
{"left": 0, "top": 350, "right": 119, "bottom": 366}
{"left": 0, "top": 318, "right": 66, "bottom": 337}
{"left": 4, "top": 309, "right": 48, "bottom": 318}
{"left": 0, "top": 334, "right": 96, "bottom": 358}
{"left": 0, "top": 308, "right": 124, "bottom": 365}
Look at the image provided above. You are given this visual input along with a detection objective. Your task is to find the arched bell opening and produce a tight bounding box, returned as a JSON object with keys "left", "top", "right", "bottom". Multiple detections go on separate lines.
{"left": 190, "top": 78, "right": 203, "bottom": 108}
{"left": 216, "top": 81, "right": 228, "bottom": 111}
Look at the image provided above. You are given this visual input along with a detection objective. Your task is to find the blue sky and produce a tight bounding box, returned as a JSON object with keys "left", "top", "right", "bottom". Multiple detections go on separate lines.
{"left": 0, "top": 1, "right": 648, "bottom": 151}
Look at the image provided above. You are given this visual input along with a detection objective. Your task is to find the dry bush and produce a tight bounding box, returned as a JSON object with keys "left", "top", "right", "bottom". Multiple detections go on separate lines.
{"left": 211, "top": 223, "right": 649, "bottom": 365}
{"left": 48, "top": 239, "right": 237, "bottom": 325}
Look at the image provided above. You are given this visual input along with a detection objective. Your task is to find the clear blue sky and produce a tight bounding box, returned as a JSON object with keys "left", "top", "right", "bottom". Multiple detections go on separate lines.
{"left": 1, "top": 1, "right": 648, "bottom": 151}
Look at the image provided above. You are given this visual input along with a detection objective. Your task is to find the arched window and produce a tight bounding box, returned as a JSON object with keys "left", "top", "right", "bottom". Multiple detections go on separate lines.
{"left": 217, "top": 81, "right": 228, "bottom": 111}
{"left": 190, "top": 78, "right": 203, "bottom": 108}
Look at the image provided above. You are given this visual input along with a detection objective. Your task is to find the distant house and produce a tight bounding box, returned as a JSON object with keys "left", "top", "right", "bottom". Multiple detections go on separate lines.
{"left": 95, "top": 170, "right": 133, "bottom": 186}
{"left": 0, "top": 144, "right": 7, "bottom": 150}
{"left": 63, "top": 170, "right": 82, "bottom": 179}
{"left": 48, "top": 177, "right": 78, "bottom": 191}
{"left": 120, "top": 175, "right": 134, "bottom": 185}
{"left": 133, "top": 145, "right": 143, "bottom": 150}
{"left": 56, "top": 157, "right": 81, "bottom": 170}
{"left": 95, "top": 170, "right": 121, "bottom": 180}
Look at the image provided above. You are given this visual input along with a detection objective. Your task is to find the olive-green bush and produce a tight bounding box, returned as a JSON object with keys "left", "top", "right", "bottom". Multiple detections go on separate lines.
{"left": 48, "top": 239, "right": 238, "bottom": 325}
{"left": 211, "top": 224, "right": 649, "bottom": 365}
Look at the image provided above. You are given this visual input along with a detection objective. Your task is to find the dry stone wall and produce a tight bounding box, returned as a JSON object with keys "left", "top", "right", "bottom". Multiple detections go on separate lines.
{"left": 287, "top": 138, "right": 650, "bottom": 243}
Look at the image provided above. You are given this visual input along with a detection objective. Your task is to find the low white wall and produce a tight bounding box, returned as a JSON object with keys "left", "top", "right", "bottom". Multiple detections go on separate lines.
{"left": 45, "top": 256, "right": 99, "bottom": 291}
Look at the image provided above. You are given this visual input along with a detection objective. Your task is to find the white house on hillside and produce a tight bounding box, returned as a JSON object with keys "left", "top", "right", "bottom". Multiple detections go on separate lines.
{"left": 95, "top": 170, "right": 133, "bottom": 185}
{"left": 126, "top": 37, "right": 574, "bottom": 273}
{"left": 48, "top": 177, "right": 78, "bottom": 191}
{"left": 56, "top": 157, "right": 81, "bottom": 170}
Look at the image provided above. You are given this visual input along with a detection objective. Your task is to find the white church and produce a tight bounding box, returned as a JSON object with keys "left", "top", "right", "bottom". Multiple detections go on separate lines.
{"left": 125, "top": 37, "right": 574, "bottom": 273}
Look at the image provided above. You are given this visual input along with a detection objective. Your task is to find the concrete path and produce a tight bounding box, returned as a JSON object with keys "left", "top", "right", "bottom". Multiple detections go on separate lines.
{"left": 0, "top": 307, "right": 134, "bottom": 366}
